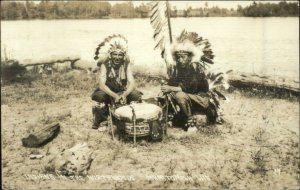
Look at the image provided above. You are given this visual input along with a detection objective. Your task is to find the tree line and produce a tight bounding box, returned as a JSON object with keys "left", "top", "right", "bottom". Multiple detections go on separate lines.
{"left": 238, "top": 1, "right": 298, "bottom": 17}
{"left": 1, "top": 1, "right": 298, "bottom": 20}
{"left": 1, "top": 1, "right": 151, "bottom": 20}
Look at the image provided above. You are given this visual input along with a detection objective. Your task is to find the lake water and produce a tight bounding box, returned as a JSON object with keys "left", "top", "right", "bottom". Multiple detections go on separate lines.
{"left": 1, "top": 17, "right": 299, "bottom": 79}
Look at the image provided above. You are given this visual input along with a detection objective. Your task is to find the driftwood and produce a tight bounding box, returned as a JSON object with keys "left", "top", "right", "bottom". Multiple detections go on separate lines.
{"left": 22, "top": 123, "right": 60, "bottom": 148}
{"left": 2, "top": 57, "right": 81, "bottom": 76}
{"left": 23, "top": 58, "right": 98, "bottom": 74}
{"left": 70, "top": 59, "right": 98, "bottom": 72}
{"left": 227, "top": 72, "right": 299, "bottom": 96}
{"left": 22, "top": 58, "right": 80, "bottom": 67}
{"left": 134, "top": 72, "right": 299, "bottom": 97}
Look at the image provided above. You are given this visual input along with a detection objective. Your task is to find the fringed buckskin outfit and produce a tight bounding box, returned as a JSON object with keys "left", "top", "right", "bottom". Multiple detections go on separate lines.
{"left": 165, "top": 30, "right": 224, "bottom": 128}
{"left": 168, "top": 62, "right": 218, "bottom": 126}
{"left": 91, "top": 35, "right": 142, "bottom": 128}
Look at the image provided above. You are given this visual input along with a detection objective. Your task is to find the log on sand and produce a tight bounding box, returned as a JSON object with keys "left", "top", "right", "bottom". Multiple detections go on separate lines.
{"left": 2, "top": 57, "right": 81, "bottom": 75}
{"left": 21, "top": 57, "right": 80, "bottom": 67}
{"left": 21, "top": 58, "right": 80, "bottom": 71}
{"left": 227, "top": 72, "right": 299, "bottom": 96}
{"left": 22, "top": 123, "right": 60, "bottom": 148}
{"left": 133, "top": 71, "right": 299, "bottom": 97}
{"left": 22, "top": 58, "right": 98, "bottom": 73}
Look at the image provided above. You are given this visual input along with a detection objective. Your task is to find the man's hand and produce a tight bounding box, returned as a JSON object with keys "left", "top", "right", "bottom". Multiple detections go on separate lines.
{"left": 113, "top": 94, "right": 121, "bottom": 103}
{"left": 161, "top": 85, "right": 182, "bottom": 94}
{"left": 119, "top": 93, "right": 127, "bottom": 105}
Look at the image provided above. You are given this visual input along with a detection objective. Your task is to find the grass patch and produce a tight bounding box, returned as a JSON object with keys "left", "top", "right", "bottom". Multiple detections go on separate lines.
{"left": 2, "top": 71, "right": 97, "bottom": 105}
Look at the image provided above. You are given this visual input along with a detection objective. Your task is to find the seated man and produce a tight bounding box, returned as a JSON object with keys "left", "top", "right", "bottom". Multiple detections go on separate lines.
{"left": 161, "top": 31, "right": 222, "bottom": 130}
{"left": 91, "top": 34, "right": 142, "bottom": 130}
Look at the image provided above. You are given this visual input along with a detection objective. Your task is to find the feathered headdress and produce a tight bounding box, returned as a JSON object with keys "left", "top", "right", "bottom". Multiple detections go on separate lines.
{"left": 171, "top": 30, "right": 215, "bottom": 66}
{"left": 150, "top": 1, "right": 230, "bottom": 95}
{"left": 150, "top": 2, "right": 215, "bottom": 76}
{"left": 94, "top": 34, "right": 128, "bottom": 64}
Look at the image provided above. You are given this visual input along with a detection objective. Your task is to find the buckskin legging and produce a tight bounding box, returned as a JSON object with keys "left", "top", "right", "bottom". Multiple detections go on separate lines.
{"left": 170, "top": 91, "right": 217, "bottom": 124}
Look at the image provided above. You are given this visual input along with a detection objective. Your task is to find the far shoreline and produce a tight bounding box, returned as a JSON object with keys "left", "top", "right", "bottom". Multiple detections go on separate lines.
{"left": 1, "top": 16, "right": 299, "bottom": 22}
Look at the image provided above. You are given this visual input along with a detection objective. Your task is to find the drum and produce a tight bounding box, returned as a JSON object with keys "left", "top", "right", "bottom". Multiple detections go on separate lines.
{"left": 113, "top": 103, "right": 163, "bottom": 140}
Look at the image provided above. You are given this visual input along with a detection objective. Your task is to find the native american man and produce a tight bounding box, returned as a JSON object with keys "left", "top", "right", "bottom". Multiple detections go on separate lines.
{"left": 161, "top": 31, "right": 224, "bottom": 130}
{"left": 91, "top": 35, "right": 142, "bottom": 130}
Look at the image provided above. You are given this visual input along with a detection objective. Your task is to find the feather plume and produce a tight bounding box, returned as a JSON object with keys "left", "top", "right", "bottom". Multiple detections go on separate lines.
{"left": 150, "top": 1, "right": 170, "bottom": 50}
{"left": 206, "top": 70, "right": 230, "bottom": 108}
{"left": 150, "top": 1, "right": 174, "bottom": 76}
{"left": 207, "top": 70, "right": 230, "bottom": 97}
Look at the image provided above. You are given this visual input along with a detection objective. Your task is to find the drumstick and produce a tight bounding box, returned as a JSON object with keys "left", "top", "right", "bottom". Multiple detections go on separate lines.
{"left": 108, "top": 104, "right": 115, "bottom": 141}
{"left": 130, "top": 106, "right": 137, "bottom": 147}
{"left": 161, "top": 80, "right": 169, "bottom": 137}
{"left": 167, "top": 94, "right": 178, "bottom": 114}
{"left": 165, "top": 95, "right": 168, "bottom": 137}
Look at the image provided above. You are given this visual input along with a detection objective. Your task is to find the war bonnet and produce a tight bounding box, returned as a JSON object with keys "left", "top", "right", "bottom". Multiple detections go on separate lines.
{"left": 171, "top": 30, "right": 215, "bottom": 65}
{"left": 94, "top": 34, "right": 129, "bottom": 65}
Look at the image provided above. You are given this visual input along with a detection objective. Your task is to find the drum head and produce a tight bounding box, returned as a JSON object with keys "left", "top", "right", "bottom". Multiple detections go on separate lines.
{"left": 114, "top": 103, "right": 162, "bottom": 122}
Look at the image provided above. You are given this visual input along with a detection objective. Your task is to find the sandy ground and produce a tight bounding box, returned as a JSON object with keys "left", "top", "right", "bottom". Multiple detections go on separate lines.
{"left": 1, "top": 71, "right": 299, "bottom": 189}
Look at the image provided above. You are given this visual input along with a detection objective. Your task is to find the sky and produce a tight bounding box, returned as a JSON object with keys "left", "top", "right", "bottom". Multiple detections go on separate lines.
{"left": 109, "top": 1, "right": 294, "bottom": 9}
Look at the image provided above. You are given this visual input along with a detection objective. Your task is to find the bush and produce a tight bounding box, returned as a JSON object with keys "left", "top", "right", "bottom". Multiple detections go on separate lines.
{"left": 1, "top": 60, "right": 26, "bottom": 83}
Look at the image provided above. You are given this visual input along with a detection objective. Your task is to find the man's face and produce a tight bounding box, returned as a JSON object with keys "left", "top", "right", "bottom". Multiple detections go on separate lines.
{"left": 111, "top": 51, "right": 125, "bottom": 65}
{"left": 175, "top": 53, "right": 192, "bottom": 67}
